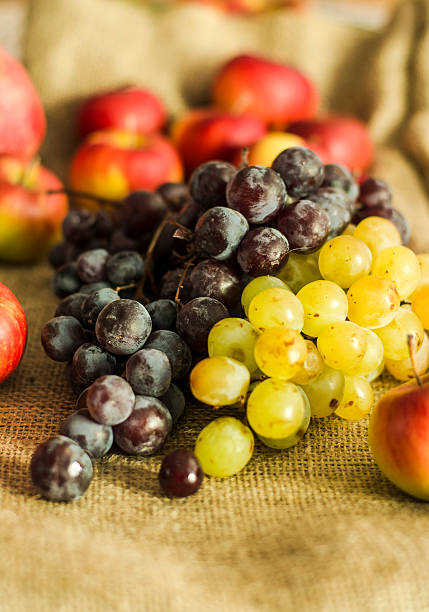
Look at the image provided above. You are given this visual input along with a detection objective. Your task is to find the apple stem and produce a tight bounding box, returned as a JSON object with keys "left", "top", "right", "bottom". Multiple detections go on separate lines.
{"left": 407, "top": 334, "right": 422, "bottom": 387}
{"left": 45, "top": 188, "right": 121, "bottom": 207}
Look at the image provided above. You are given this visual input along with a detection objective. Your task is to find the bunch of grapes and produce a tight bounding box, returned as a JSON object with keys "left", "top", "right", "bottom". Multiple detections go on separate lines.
{"left": 32, "top": 146, "right": 428, "bottom": 502}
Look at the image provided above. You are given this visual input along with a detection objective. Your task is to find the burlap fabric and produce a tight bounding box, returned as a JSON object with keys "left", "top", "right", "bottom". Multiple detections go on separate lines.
{"left": 2, "top": 1, "right": 429, "bottom": 609}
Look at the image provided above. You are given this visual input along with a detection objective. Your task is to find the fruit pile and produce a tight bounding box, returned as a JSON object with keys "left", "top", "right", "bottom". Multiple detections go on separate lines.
{"left": 31, "top": 140, "right": 429, "bottom": 502}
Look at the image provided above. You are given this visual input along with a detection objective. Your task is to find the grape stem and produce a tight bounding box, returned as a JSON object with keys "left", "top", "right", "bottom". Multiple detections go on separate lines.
{"left": 174, "top": 256, "right": 196, "bottom": 306}
{"left": 407, "top": 334, "right": 422, "bottom": 387}
{"left": 46, "top": 188, "right": 121, "bottom": 207}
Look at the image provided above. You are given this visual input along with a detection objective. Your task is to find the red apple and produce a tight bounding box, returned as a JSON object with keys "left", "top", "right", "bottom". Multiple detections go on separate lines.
{"left": 0, "top": 282, "right": 27, "bottom": 383}
{"left": 369, "top": 372, "right": 429, "bottom": 501}
{"left": 70, "top": 129, "right": 183, "bottom": 203}
{"left": 0, "top": 45, "right": 46, "bottom": 158}
{"left": 78, "top": 86, "right": 166, "bottom": 139}
{"left": 212, "top": 54, "right": 318, "bottom": 128}
{"left": 288, "top": 116, "right": 373, "bottom": 174}
{"left": 0, "top": 155, "right": 68, "bottom": 262}
{"left": 171, "top": 108, "right": 266, "bottom": 175}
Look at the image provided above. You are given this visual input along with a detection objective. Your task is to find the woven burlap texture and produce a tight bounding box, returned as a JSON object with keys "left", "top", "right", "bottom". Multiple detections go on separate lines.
{"left": 2, "top": 0, "right": 429, "bottom": 610}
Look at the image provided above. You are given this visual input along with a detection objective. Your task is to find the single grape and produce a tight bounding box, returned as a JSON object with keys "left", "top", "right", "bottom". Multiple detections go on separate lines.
{"left": 52, "top": 262, "right": 82, "bottom": 298}
{"left": 277, "top": 200, "right": 330, "bottom": 254}
{"left": 189, "top": 160, "right": 236, "bottom": 209}
{"left": 76, "top": 248, "right": 109, "bottom": 284}
{"left": 307, "top": 187, "right": 352, "bottom": 238}
{"left": 194, "top": 417, "right": 254, "bottom": 478}
{"left": 106, "top": 251, "right": 145, "bottom": 287}
{"left": 144, "top": 330, "right": 192, "bottom": 379}
{"left": 144, "top": 299, "right": 177, "bottom": 332}
{"left": 290, "top": 340, "right": 324, "bottom": 385}
{"left": 257, "top": 386, "right": 311, "bottom": 449}
{"left": 335, "top": 375, "right": 373, "bottom": 421}
{"left": 41, "top": 316, "right": 86, "bottom": 362}
{"left": 95, "top": 299, "right": 152, "bottom": 355}
{"left": 160, "top": 384, "right": 186, "bottom": 426}
{"left": 194, "top": 206, "right": 249, "bottom": 261}
{"left": 317, "top": 321, "right": 367, "bottom": 371}
{"left": 352, "top": 205, "right": 409, "bottom": 245}
{"left": 371, "top": 245, "right": 421, "bottom": 300}
{"left": 385, "top": 332, "right": 429, "bottom": 381}
{"left": 80, "top": 288, "right": 120, "bottom": 329}
{"left": 271, "top": 146, "right": 324, "bottom": 199}
{"left": 347, "top": 276, "right": 400, "bottom": 328}
{"left": 247, "top": 378, "right": 305, "bottom": 439}
{"left": 157, "top": 181, "right": 189, "bottom": 211}
{"left": 208, "top": 317, "right": 259, "bottom": 374}
{"left": 254, "top": 327, "right": 307, "bottom": 380}
{"left": 241, "top": 276, "right": 290, "bottom": 316}
{"left": 226, "top": 165, "right": 287, "bottom": 224}
{"left": 296, "top": 280, "right": 348, "bottom": 337}
{"left": 276, "top": 251, "right": 322, "bottom": 293}
{"left": 345, "top": 328, "right": 384, "bottom": 377}
{"left": 189, "top": 259, "right": 242, "bottom": 310}
{"left": 71, "top": 343, "right": 117, "bottom": 389}
{"left": 318, "top": 235, "right": 372, "bottom": 288}
{"left": 322, "top": 163, "right": 359, "bottom": 202}
{"left": 301, "top": 365, "right": 345, "bottom": 417}
{"left": 122, "top": 190, "right": 168, "bottom": 237}
{"left": 30, "top": 435, "right": 93, "bottom": 502}
{"left": 353, "top": 216, "right": 401, "bottom": 260}
{"left": 87, "top": 374, "right": 135, "bottom": 425}
{"left": 113, "top": 395, "right": 171, "bottom": 455}
{"left": 374, "top": 307, "right": 424, "bottom": 360}
{"left": 126, "top": 348, "right": 172, "bottom": 397}
{"left": 237, "top": 227, "right": 289, "bottom": 276}
{"left": 60, "top": 408, "right": 114, "bottom": 458}
{"left": 359, "top": 177, "right": 392, "bottom": 208}
{"left": 159, "top": 450, "right": 203, "bottom": 497}
{"left": 55, "top": 292, "right": 87, "bottom": 322}
{"left": 176, "top": 297, "right": 229, "bottom": 354}
{"left": 190, "top": 356, "right": 250, "bottom": 406}
{"left": 62, "top": 209, "right": 98, "bottom": 246}
{"left": 247, "top": 287, "right": 304, "bottom": 332}
{"left": 49, "top": 241, "right": 79, "bottom": 269}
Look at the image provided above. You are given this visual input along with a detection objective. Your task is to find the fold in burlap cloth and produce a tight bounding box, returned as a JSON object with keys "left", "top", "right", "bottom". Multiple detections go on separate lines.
{"left": 2, "top": 1, "right": 429, "bottom": 610}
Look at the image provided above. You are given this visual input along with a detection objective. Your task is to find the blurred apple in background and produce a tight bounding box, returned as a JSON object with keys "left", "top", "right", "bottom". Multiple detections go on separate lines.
{"left": 233, "top": 131, "right": 306, "bottom": 166}
{"left": 69, "top": 129, "right": 184, "bottom": 203}
{"left": 0, "top": 281, "right": 27, "bottom": 383}
{"left": 0, "top": 155, "right": 68, "bottom": 262}
{"left": 0, "top": 45, "right": 46, "bottom": 159}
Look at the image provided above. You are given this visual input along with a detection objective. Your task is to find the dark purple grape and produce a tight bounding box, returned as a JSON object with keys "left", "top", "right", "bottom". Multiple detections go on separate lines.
{"left": 359, "top": 177, "right": 392, "bottom": 208}
{"left": 189, "top": 259, "right": 242, "bottom": 310}
{"left": 322, "top": 163, "right": 359, "bottom": 202}
{"left": 307, "top": 187, "right": 352, "bottom": 238}
{"left": 272, "top": 146, "right": 324, "bottom": 199}
{"left": 277, "top": 200, "right": 331, "bottom": 254}
{"left": 159, "top": 268, "right": 192, "bottom": 303}
{"left": 93, "top": 210, "right": 114, "bottom": 241}
{"left": 87, "top": 374, "right": 135, "bottom": 425}
{"left": 144, "top": 299, "right": 177, "bottom": 331}
{"left": 194, "top": 206, "right": 249, "bottom": 261}
{"left": 80, "top": 288, "right": 120, "bottom": 329}
{"left": 75, "top": 387, "right": 89, "bottom": 410}
{"left": 160, "top": 384, "right": 186, "bottom": 426}
{"left": 108, "top": 228, "right": 140, "bottom": 254}
{"left": 157, "top": 181, "right": 189, "bottom": 211}
{"left": 55, "top": 292, "right": 87, "bottom": 321}
{"left": 226, "top": 165, "right": 286, "bottom": 224}
{"left": 126, "top": 348, "right": 172, "bottom": 397}
{"left": 113, "top": 395, "right": 171, "bottom": 455}
{"left": 352, "top": 205, "right": 410, "bottom": 244}
{"left": 122, "top": 190, "right": 167, "bottom": 238}
{"left": 52, "top": 262, "right": 81, "bottom": 298}
{"left": 60, "top": 408, "right": 114, "bottom": 458}
{"left": 106, "top": 250, "right": 145, "bottom": 286}
{"left": 49, "top": 240, "right": 79, "bottom": 269}
{"left": 237, "top": 227, "right": 289, "bottom": 277}
{"left": 41, "top": 316, "right": 86, "bottom": 362}
{"left": 189, "top": 160, "right": 236, "bottom": 209}
{"left": 159, "top": 449, "right": 203, "bottom": 498}
{"left": 30, "top": 435, "right": 93, "bottom": 502}
{"left": 144, "top": 330, "right": 192, "bottom": 379}
{"left": 79, "top": 280, "right": 113, "bottom": 294}
{"left": 71, "top": 342, "right": 117, "bottom": 388}
{"left": 177, "top": 199, "right": 202, "bottom": 228}
{"left": 76, "top": 248, "right": 109, "bottom": 284}
{"left": 62, "top": 210, "right": 102, "bottom": 247}
{"left": 176, "top": 297, "right": 229, "bottom": 354}
{"left": 95, "top": 299, "right": 152, "bottom": 355}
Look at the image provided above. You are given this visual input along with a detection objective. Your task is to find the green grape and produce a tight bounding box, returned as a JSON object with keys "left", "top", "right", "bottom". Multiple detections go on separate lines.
{"left": 241, "top": 276, "right": 290, "bottom": 316}
{"left": 385, "top": 331, "right": 429, "bottom": 381}
{"left": 290, "top": 340, "right": 324, "bottom": 385}
{"left": 318, "top": 235, "right": 372, "bottom": 289}
{"left": 371, "top": 245, "right": 421, "bottom": 300}
{"left": 296, "top": 280, "right": 348, "bottom": 337}
{"left": 194, "top": 417, "right": 254, "bottom": 477}
{"left": 353, "top": 216, "right": 401, "bottom": 261}
{"left": 247, "top": 378, "right": 305, "bottom": 439}
{"left": 317, "top": 321, "right": 367, "bottom": 371}
{"left": 335, "top": 375, "right": 374, "bottom": 421}
{"left": 347, "top": 275, "right": 400, "bottom": 329}
{"left": 248, "top": 287, "right": 304, "bottom": 332}
{"left": 345, "top": 328, "right": 384, "bottom": 377}
{"left": 257, "top": 386, "right": 311, "bottom": 449}
{"left": 276, "top": 251, "right": 322, "bottom": 293}
{"left": 301, "top": 365, "right": 345, "bottom": 417}
{"left": 208, "top": 317, "right": 259, "bottom": 374}
{"left": 254, "top": 327, "right": 307, "bottom": 379}
{"left": 190, "top": 356, "right": 250, "bottom": 406}
{"left": 374, "top": 307, "right": 424, "bottom": 360}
